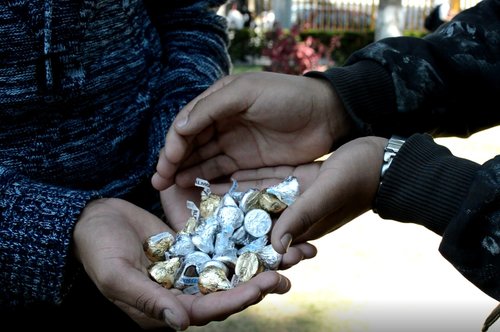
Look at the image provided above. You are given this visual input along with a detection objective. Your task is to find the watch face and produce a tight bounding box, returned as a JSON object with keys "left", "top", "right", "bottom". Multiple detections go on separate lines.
{"left": 380, "top": 136, "right": 406, "bottom": 179}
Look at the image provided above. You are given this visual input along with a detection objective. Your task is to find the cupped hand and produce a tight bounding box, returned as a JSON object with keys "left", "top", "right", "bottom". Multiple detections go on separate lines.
{"left": 73, "top": 198, "right": 298, "bottom": 330}
{"left": 152, "top": 71, "right": 353, "bottom": 191}
{"left": 229, "top": 136, "right": 388, "bottom": 254}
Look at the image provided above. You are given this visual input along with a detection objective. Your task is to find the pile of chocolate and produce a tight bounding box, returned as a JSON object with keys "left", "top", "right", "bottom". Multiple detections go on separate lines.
{"left": 143, "top": 176, "right": 299, "bottom": 294}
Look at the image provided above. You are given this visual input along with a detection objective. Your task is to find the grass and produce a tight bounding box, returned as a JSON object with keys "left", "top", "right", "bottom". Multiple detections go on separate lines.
{"left": 231, "top": 61, "right": 263, "bottom": 74}
{"left": 231, "top": 63, "right": 264, "bottom": 75}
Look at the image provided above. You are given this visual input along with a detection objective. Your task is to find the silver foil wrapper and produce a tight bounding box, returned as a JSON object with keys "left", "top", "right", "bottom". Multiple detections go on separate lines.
{"left": 258, "top": 244, "right": 282, "bottom": 270}
{"left": 244, "top": 208, "right": 272, "bottom": 238}
{"left": 266, "top": 175, "right": 300, "bottom": 206}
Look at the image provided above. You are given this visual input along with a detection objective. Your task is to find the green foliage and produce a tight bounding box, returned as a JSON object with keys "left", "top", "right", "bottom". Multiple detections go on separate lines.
{"left": 228, "top": 28, "right": 263, "bottom": 62}
{"left": 403, "top": 30, "right": 429, "bottom": 38}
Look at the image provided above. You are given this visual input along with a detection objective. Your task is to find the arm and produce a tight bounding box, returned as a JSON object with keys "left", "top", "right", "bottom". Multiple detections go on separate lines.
{"left": 0, "top": 172, "right": 300, "bottom": 329}
{"left": 375, "top": 135, "right": 500, "bottom": 301}
{"left": 152, "top": 0, "right": 500, "bottom": 191}
{"left": 231, "top": 134, "right": 500, "bottom": 301}
{"left": 144, "top": 0, "right": 231, "bottom": 106}
{"left": 306, "top": 0, "right": 500, "bottom": 139}
{"left": 0, "top": 168, "right": 99, "bottom": 307}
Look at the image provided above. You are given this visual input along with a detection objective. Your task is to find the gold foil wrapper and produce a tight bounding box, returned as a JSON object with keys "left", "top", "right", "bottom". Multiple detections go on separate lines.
{"left": 259, "top": 192, "right": 287, "bottom": 214}
{"left": 198, "top": 265, "right": 232, "bottom": 294}
{"left": 147, "top": 257, "right": 182, "bottom": 288}
{"left": 143, "top": 231, "right": 175, "bottom": 262}
{"left": 200, "top": 193, "right": 221, "bottom": 219}
{"left": 240, "top": 189, "right": 261, "bottom": 213}
{"left": 180, "top": 216, "right": 198, "bottom": 235}
{"left": 235, "top": 251, "right": 264, "bottom": 283}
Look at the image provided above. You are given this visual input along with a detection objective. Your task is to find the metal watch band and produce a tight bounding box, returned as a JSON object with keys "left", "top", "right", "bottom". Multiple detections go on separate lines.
{"left": 380, "top": 135, "right": 406, "bottom": 180}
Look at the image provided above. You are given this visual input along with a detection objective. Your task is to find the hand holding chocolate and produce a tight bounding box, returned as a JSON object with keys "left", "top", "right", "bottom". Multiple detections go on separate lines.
{"left": 144, "top": 176, "right": 299, "bottom": 294}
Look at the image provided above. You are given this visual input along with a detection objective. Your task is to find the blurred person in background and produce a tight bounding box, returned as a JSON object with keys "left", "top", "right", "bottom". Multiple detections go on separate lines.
{"left": 226, "top": 1, "right": 245, "bottom": 30}
{"left": 425, "top": 0, "right": 458, "bottom": 31}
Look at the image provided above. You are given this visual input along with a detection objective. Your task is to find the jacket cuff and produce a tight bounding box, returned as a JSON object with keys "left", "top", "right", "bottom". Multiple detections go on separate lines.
{"left": 305, "top": 60, "right": 396, "bottom": 138}
{"left": 374, "top": 133, "right": 480, "bottom": 235}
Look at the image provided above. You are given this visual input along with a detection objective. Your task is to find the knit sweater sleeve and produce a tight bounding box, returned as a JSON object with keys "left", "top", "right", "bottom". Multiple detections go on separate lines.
{"left": 306, "top": 0, "right": 500, "bottom": 139}
{"left": 0, "top": 167, "right": 99, "bottom": 307}
{"left": 374, "top": 133, "right": 500, "bottom": 301}
{"left": 144, "top": 0, "right": 231, "bottom": 107}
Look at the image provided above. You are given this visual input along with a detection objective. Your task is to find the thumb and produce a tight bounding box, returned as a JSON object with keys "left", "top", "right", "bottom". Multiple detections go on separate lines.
{"left": 111, "top": 268, "right": 190, "bottom": 330}
{"left": 270, "top": 172, "right": 340, "bottom": 254}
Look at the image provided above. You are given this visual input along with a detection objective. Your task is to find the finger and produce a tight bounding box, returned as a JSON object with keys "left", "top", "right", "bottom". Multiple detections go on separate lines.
{"left": 152, "top": 125, "right": 198, "bottom": 191}
{"left": 232, "top": 166, "right": 296, "bottom": 182}
{"left": 172, "top": 75, "right": 239, "bottom": 132}
{"left": 113, "top": 300, "right": 166, "bottom": 329}
{"left": 270, "top": 172, "right": 340, "bottom": 254}
{"left": 172, "top": 74, "right": 250, "bottom": 136}
{"left": 108, "top": 267, "right": 190, "bottom": 331}
{"left": 152, "top": 148, "right": 178, "bottom": 190}
{"left": 164, "top": 124, "right": 218, "bottom": 170}
{"left": 180, "top": 271, "right": 290, "bottom": 326}
{"left": 279, "top": 242, "right": 318, "bottom": 270}
{"left": 175, "top": 146, "right": 291, "bottom": 189}
{"left": 231, "top": 163, "right": 321, "bottom": 192}
{"left": 154, "top": 128, "right": 225, "bottom": 191}
{"left": 175, "top": 154, "right": 240, "bottom": 187}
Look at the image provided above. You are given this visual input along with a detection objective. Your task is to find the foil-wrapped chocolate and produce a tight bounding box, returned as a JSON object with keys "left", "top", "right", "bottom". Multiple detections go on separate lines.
{"left": 180, "top": 201, "right": 200, "bottom": 235}
{"left": 258, "top": 192, "right": 287, "bottom": 214}
{"left": 244, "top": 209, "right": 272, "bottom": 238}
{"left": 168, "top": 233, "right": 195, "bottom": 257}
{"left": 258, "top": 244, "right": 282, "bottom": 270}
{"left": 198, "top": 265, "right": 232, "bottom": 294}
{"left": 196, "top": 178, "right": 221, "bottom": 218}
{"left": 181, "top": 216, "right": 198, "bottom": 235}
{"left": 217, "top": 205, "right": 244, "bottom": 231}
{"left": 234, "top": 251, "right": 264, "bottom": 283}
{"left": 239, "top": 188, "right": 261, "bottom": 213}
{"left": 191, "top": 216, "right": 218, "bottom": 254}
{"left": 203, "top": 259, "right": 230, "bottom": 277}
{"left": 174, "top": 251, "right": 211, "bottom": 290}
{"left": 147, "top": 256, "right": 182, "bottom": 288}
{"left": 143, "top": 231, "right": 175, "bottom": 262}
{"left": 200, "top": 193, "right": 221, "bottom": 219}
{"left": 266, "top": 176, "right": 300, "bottom": 206}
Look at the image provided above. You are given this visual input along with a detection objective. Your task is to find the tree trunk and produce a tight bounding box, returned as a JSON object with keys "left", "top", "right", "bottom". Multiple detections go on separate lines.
{"left": 375, "top": 0, "right": 404, "bottom": 41}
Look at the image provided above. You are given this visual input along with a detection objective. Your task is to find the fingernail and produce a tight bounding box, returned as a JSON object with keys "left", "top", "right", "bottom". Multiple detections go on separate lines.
{"left": 176, "top": 115, "right": 187, "bottom": 128}
{"left": 280, "top": 233, "right": 292, "bottom": 252}
{"left": 163, "top": 308, "right": 180, "bottom": 331}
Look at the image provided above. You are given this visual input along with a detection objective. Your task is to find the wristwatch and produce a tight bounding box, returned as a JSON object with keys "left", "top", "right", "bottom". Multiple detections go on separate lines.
{"left": 380, "top": 135, "right": 406, "bottom": 181}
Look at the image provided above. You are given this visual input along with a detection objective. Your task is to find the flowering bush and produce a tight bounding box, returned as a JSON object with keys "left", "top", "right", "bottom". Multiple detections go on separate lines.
{"left": 261, "top": 24, "right": 341, "bottom": 75}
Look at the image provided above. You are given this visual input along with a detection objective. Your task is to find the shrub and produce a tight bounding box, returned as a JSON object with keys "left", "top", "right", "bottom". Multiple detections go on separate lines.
{"left": 261, "top": 24, "right": 341, "bottom": 75}
{"left": 228, "top": 28, "right": 263, "bottom": 63}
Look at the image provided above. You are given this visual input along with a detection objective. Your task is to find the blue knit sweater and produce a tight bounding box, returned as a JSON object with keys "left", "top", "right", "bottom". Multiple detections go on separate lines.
{"left": 0, "top": 0, "right": 230, "bottom": 307}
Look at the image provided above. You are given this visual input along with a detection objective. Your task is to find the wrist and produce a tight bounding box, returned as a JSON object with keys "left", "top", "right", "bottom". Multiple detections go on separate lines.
{"left": 374, "top": 135, "right": 406, "bottom": 213}
{"left": 379, "top": 135, "right": 406, "bottom": 183}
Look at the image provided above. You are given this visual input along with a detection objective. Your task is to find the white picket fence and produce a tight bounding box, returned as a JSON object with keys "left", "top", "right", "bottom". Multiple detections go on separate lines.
{"left": 247, "top": 0, "right": 482, "bottom": 32}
